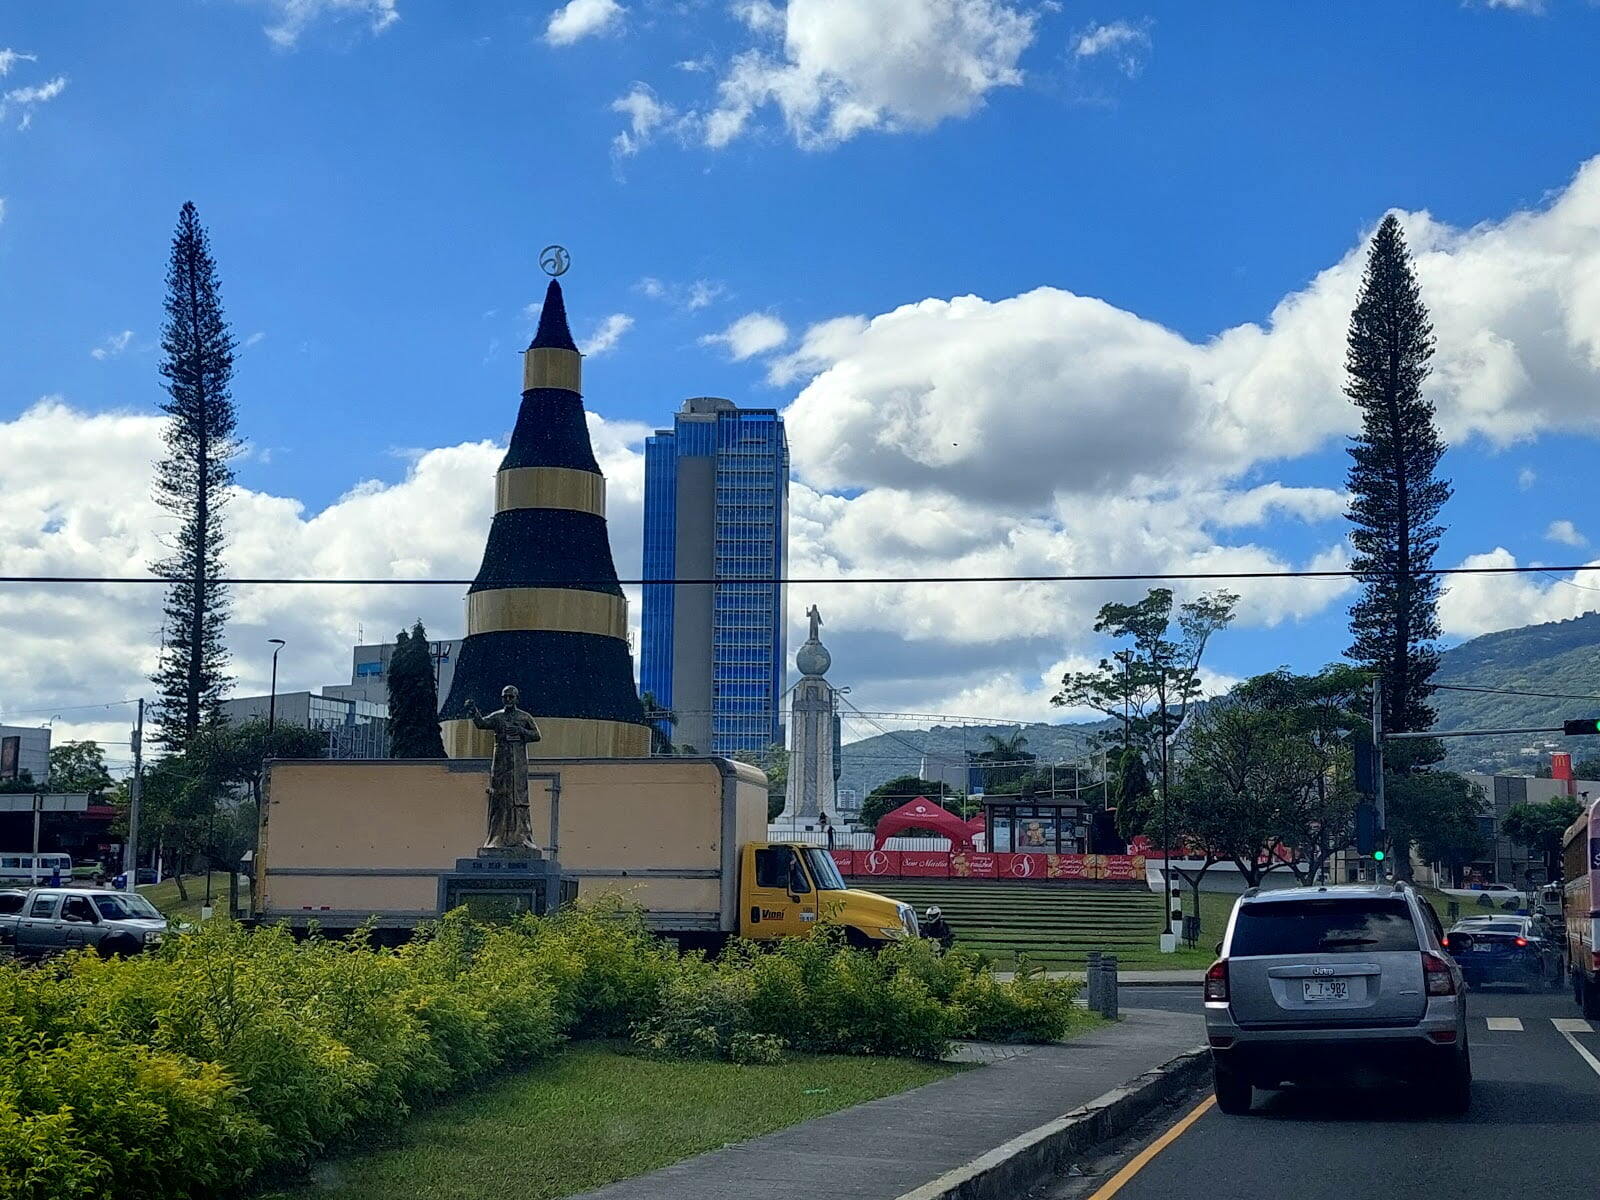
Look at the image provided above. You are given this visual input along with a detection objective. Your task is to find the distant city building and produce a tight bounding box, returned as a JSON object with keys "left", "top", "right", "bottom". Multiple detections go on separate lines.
{"left": 0, "top": 724, "right": 51, "bottom": 786}
{"left": 325, "top": 639, "right": 462, "bottom": 708}
{"left": 219, "top": 691, "right": 389, "bottom": 759}
{"left": 835, "top": 787, "right": 861, "bottom": 817}
{"left": 640, "top": 396, "right": 789, "bottom": 756}
{"left": 785, "top": 607, "right": 837, "bottom": 820}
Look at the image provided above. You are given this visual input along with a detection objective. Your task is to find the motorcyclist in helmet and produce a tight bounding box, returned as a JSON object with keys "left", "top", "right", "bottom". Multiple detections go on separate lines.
{"left": 922, "top": 905, "right": 955, "bottom": 952}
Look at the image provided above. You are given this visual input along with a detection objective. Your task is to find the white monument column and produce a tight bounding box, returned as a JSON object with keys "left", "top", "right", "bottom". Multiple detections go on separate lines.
{"left": 786, "top": 606, "right": 836, "bottom": 821}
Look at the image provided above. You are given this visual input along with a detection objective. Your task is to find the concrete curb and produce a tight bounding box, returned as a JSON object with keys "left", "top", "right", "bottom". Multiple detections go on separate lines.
{"left": 892, "top": 1044, "right": 1211, "bottom": 1200}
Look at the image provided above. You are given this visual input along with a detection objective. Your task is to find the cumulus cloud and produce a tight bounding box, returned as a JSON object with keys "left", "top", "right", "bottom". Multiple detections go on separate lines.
{"left": 546, "top": 0, "right": 626, "bottom": 46}
{"left": 1072, "top": 18, "right": 1152, "bottom": 76}
{"left": 585, "top": 313, "right": 634, "bottom": 356}
{"left": 701, "top": 312, "right": 789, "bottom": 359}
{"left": 1547, "top": 519, "right": 1587, "bottom": 547}
{"left": 1438, "top": 549, "right": 1600, "bottom": 638}
{"left": 258, "top": 0, "right": 399, "bottom": 49}
{"left": 688, "top": 0, "right": 1035, "bottom": 150}
{"left": 778, "top": 157, "right": 1600, "bottom": 509}
{"left": 611, "top": 84, "right": 675, "bottom": 156}
{"left": 0, "top": 399, "right": 648, "bottom": 751}
{"left": 89, "top": 330, "right": 134, "bottom": 360}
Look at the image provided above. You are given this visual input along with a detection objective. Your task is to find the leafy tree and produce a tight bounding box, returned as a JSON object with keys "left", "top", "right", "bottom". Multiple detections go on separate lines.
{"left": 130, "top": 718, "right": 325, "bottom": 899}
{"left": 1344, "top": 214, "right": 1451, "bottom": 763}
{"left": 1234, "top": 665, "right": 1368, "bottom": 883}
{"left": 1502, "top": 797, "right": 1584, "bottom": 879}
{"left": 1388, "top": 771, "right": 1488, "bottom": 886}
{"left": 861, "top": 775, "right": 957, "bottom": 829}
{"left": 151, "top": 202, "right": 240, "bottom": 751}
{"left": 47, "top": 741, "right": 115, "bottom": 794}
{"left": 732, "top": 744, "right": 789, "bottom": 821}
{"left": 0, "top": 769, "right": 37, "bottom": 795}
{"left": 387, "top": 622, "right": 447, "bottom": 758}
{"left": 969, "top": 730, "right": 1035, "bottom": 791}
{"left": 1053, "top": 587, "right": 1238, "bottom": 858}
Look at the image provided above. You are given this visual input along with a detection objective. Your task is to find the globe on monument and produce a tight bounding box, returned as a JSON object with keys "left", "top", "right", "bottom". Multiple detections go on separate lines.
{"left": 796, "top": 638, "right": 831, "bottom": 678}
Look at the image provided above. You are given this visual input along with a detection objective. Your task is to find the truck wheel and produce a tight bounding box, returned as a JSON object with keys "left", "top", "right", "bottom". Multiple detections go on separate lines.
{"left": 97, "top": 934, "right": 140, "bottom": 959}
{"left": 1212, "top": 1054, "right": 1252, "bottom": 1115}
{"left": 844, "top": 928, "right": 883, "bottom": 953}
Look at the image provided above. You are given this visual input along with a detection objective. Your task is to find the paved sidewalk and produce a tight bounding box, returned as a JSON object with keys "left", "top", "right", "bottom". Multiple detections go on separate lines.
{"left": 572, "top": 1008, "right": 1205, "bottom": 1200}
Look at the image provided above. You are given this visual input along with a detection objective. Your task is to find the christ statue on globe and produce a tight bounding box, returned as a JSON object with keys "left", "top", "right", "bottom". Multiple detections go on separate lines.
{"left": 464, "top": 685, "right": 542, "bottom": 851}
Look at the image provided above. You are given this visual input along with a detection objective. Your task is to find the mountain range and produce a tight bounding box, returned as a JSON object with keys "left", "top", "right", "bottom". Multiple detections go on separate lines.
{"left": 836, "top": 610, "right": 1600, "bottom": 799}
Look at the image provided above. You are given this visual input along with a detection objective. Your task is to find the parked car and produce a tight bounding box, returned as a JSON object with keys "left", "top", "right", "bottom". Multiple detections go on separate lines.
{"left": 1204, "top": 881, "right": 1469, "bottom": 1115}
{"left": 0, "top": 887, "right": 167, "bottom": 959}
{"left": 112, "top": 868, "right": 159, "bottom": 888}
{"left": 1442, "top": 916, "right": 1562, "bottom": 991}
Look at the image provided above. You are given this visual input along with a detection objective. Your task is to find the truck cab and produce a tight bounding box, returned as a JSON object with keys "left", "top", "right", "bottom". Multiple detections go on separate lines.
{"left": 0, "top": 887, "right": 167, "bottom": 959}
{"left": 738, "top": 842, "right": 917, "bottom": 946}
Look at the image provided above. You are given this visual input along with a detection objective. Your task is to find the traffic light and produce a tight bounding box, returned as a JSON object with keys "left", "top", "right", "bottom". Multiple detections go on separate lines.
{"left": 1564, "top": 718, "right": 1600, "bottom": 736}
{"left": 1353, "top": 736, "right": 1377, "bottom": 796}
{"left": 1372, "top": 849, "right": 1386, "bottom": 863}
{"left": 1355, "top": 801, "right": 1378, "bottom": 855}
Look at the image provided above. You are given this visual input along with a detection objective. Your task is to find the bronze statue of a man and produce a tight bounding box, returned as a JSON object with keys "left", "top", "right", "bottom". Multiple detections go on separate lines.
{"left": 464, "top": 685, "right": 541, "bottom": 851}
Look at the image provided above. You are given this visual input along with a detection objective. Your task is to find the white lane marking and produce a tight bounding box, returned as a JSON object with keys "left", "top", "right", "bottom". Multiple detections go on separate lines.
{"left": 1558, "top": 1026, "right": 1600, "bottom": 1081}
{"left": 1553, "top": 1018, "right": 1594, "bottom": 1034}
{"left": 1485, "top": 1017, "right": 1523, "bottom": 1031}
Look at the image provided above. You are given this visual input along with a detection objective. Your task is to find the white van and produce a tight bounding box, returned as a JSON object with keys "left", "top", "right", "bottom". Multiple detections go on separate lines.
{"left": 0, "top": 853, "right": 75, "bottom": 884}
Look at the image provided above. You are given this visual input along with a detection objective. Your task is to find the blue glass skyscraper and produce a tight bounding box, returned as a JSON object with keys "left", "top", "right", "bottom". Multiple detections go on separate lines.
{"left": 641, "top": 397, "right": 789, "bottom": 756}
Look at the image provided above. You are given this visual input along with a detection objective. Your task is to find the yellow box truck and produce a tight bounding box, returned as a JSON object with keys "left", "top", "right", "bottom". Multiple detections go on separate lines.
{"left": 253, "top": 756, "right": 917, "bottom": 948}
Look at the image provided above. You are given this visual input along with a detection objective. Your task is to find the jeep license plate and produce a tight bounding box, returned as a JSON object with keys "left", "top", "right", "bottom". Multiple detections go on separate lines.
{"left": 1303, "top": 979, "right": 1349, "bottom": 1001}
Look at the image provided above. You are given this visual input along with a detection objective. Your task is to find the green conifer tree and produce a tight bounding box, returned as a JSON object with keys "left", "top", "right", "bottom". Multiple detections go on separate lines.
{"left": 387, "top": 621, "right": 446, "bottom": 758}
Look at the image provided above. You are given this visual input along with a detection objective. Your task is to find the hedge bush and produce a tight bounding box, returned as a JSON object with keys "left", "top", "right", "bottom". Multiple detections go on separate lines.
{"left": 0, "top": 906, "right": 1079, "bottom": 1200}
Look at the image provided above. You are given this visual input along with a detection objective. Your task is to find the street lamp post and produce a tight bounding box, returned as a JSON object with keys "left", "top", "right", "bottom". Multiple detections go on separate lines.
{"left": 267, "top": 639, "right": 286, "bottom": 734}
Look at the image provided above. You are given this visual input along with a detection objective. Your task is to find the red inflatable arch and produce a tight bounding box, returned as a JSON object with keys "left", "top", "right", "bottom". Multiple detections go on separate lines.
{"left": 872, "top": 797, "right": 977, "bottom": 852}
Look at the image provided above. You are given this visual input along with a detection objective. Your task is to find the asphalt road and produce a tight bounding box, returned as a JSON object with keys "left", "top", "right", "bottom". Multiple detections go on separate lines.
{"left": 1047, "top": 985, "right": 1600, "bottom": 1200}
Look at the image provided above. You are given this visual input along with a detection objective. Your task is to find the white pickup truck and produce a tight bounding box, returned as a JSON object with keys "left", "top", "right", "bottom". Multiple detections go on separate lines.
{"left": 0, "top": 886, "right": 168, "bottom": 958}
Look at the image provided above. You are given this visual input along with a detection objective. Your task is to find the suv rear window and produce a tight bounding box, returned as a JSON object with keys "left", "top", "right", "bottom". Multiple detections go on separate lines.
{"left": 1231, "top": 898, "right": 1420, "bottom": 956}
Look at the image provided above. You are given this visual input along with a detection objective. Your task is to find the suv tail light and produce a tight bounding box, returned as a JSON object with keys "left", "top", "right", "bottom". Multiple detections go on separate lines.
{"left": 1514, "top": 936, "right": 1529, "bottom": 948}
{"left": 1423, "top": 951, "right": 1457, "bottom": 996}
{"left": 1204, "top": 959, "right": 1229, "bottom": 1002}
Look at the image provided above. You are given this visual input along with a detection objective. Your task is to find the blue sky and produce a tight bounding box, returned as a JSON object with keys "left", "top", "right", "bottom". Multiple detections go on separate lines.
{"left": 4, "top": 0, "right": 1600, "bottom": 751}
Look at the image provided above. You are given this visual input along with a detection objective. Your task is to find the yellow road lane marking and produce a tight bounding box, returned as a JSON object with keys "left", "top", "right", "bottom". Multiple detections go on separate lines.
{"left": 1086, "top": 1094, "right": 1216, "bottom": 1200}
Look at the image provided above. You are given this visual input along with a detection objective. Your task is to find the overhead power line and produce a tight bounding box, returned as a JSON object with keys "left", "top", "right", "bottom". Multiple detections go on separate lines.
{"left": 1434, "top": 682, "right": 1600, "bottom": 703}
{"left": 3, "top": 562, "right": 1600, "bottom": 587}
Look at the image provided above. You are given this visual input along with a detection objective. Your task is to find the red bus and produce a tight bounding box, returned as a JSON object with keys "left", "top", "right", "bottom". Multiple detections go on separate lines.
{"left": 1562, "top": 795, "right": 1600, "bottom": 1018}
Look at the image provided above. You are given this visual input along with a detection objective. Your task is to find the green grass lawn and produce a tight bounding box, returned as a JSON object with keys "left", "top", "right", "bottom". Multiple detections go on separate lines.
{"left": 140, "top": 871, "right": 234, "bottom": 922}
{"left": 260, "top": 1045, "right": 958, "bottom": 1200}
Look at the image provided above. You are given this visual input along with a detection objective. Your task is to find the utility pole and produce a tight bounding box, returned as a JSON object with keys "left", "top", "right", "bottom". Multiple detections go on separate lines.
{"left": 1371, "top": 678, "right": 1386, "bottom": 882}
{"left": 127, "top": 698, "right": 144, "bottom": 894}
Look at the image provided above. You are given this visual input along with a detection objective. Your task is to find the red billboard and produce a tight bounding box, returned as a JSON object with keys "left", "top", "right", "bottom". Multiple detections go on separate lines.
{"left": 832, "top": 848, "right": 1147, "bottom": 885}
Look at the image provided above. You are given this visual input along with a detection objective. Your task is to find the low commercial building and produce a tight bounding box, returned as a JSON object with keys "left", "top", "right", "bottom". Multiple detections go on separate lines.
{"left": 0, "top": 724, "right": 51, "bottom": 787}
{"left": 324, "top": 638, "right": 462, "bottom": 708}
{"left": 219, "top": 691, "right": 389, "bottom": 759}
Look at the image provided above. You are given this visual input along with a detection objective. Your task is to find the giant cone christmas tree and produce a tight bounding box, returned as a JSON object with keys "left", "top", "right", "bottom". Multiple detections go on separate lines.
{"left": 440, "top": 277, "right": 650, "bottom": 758}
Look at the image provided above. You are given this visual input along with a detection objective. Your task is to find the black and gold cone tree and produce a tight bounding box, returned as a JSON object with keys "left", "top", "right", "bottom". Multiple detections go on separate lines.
{"left": 439, "top": 277, "right": 650, "bottom": 759}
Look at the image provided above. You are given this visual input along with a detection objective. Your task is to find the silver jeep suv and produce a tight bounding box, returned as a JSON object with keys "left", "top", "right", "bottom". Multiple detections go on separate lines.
{"left": 1204, "top": 881, "right": 1469, "bottom": 1115}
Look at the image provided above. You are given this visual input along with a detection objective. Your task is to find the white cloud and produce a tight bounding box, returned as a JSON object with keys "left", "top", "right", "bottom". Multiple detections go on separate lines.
{"left": 545, "top": 0, "right": 626, "bottom": 46}
{"left": 779, "top": 156, "right": 1600, "bottom": 508}
{"left": 0, "top": 399, "right": 649, "bottom": 750}
{"left": 243, "top": 331, "right": 267, "bottom": 348}
{"left": 0, "top": 197, "right": 6, "bottom": 225}
{"left": 699, "top": 0, "right": 1036, "bottom": 149}
{"left": 1479, "top": 0, "right": 1544, "bottom": 11}
{"left": 636, "top": 275, "right": 726, "bottom": 310}
{"left": 2, "top": 73, "right": 66, "bottom": 130}
{"left": 89, "top": 330, "right": 134, "bottom": 361}
{"left": 1072, "top": 18, "right": 1152, "bottom": 76}
{"left": 611, "top": 83, "right": 675, "bottom": 157}
{"left": 1518, "top": 467, "right": 1538, "bottom": 490}
{"left": 585, "top": 313, "right": 634, "bottom": 356}
{"left": 0, "top": 49, "right": 37, "bottom": 77}
{"left": 1547, "top": 519, "right": 1587, "bottom": 547}
{"left": 701, "top": 311, "right": 789, "bottom": 359}
{"left": 258, "top": 0, "right": 400, "bottom": 49}
{"left": 1438, "top": 549, "right": 1600, "bottom": 638}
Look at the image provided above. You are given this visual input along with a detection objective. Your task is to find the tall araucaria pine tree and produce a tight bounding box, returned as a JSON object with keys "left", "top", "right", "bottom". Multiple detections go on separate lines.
{"left": 151, "top": 202, "right": 239, "bottom": 751}
{"left": 1344, "top": 213, "right": 1452, "bottom": 759}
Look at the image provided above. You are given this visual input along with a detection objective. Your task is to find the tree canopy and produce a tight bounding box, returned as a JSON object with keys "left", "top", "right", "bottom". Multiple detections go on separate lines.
{"left": 47, "top": 741, "right": 115, "bottom": 794}
{"left": 1502, "top": 797, "right": 1583, "bottom": 878}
